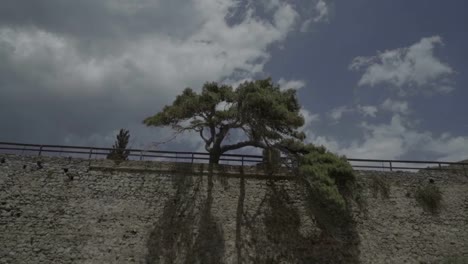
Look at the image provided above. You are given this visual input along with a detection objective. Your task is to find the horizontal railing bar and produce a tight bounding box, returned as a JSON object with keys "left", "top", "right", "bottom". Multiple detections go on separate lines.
{"left": 348, "top": 158, "right": 464, "bottom": 165}
{"left": 0, "top": 142, "right": 45, "bottom": 147}
{"left": 352, "top": 165, "right": 464, "bottom": 171}
{"left": 30, "top": 151, "right": 262, "bottom": 163}
{"left": 0, "top": 147, "right": 41, "bottom": 152}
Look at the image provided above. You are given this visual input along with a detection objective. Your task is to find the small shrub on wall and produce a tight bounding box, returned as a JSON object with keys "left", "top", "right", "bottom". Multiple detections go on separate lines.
{"left": 107, "top": 129, "right": 131, "bottom": 164}
{"left": 415, "top": 183, "right": 442, "bottom": 214}
{"left": 370, "top": 176, "right": 390, "bottom": 199}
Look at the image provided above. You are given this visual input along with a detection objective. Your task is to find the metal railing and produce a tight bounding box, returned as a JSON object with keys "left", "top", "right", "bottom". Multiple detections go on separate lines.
{"left": 347, "top": 158, "right": 467, "bottom": 174}
{"left": 0, "top": 142, "right": 262, "bottom": 166}
{"left": 0, "top": 141, "right": 467, "bottom": 174}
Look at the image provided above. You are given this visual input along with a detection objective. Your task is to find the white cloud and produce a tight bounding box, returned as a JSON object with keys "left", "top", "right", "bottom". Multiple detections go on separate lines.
{"left": 357, "top": 105, "right": 378, "bottom": 117}
{"left": 300, "top": 0, "right": 331, "bottom": 32}
{"left": 305, "top": 116, "right": 410, "bottom": 159}
{"left": 278, "top": 78, "right": 306, "bottom": 90}
{"left": 422, "top": 134, "right": 468, "bottom": 162}
{"left": 300, "top": 108, "right": 320, "bottom": 128}
{"left": 215, "top": 101, "right": 233, "bottom": 111}
{"left": 298, "top": 108, "right": 320, "bottom": 143}
{"left": 328, "top": 105, "right": 352, "bottom": 121}
{"left": 328, "top": 104, "right": 377, "bottom": 121}
{"left": 273, "top": 3, "right": 299, "bottom": 33}
{"left": 350, "top": 36, "right": 454, "bottom": 95}
{"left": 314, "top": 0, "right": 329, "bottom": 22}
{"left": 261, "top": 0, "right": 281, "bottom": 11}
{"left": 305, "top": 114, "right": 468, "bottom": 161}
{"left": 299, "top": 19, "right": 313, "bottom": 33}
{"left": 0, "top": 28, "right": 116, "bottom": 96}
{"left": 435, "top": 85, "right": 455, "bottom": 93}
{"left": 380, "top": 99, "right": 409, "bottom": 115}
{"left": 344, "top": 115, "right": 416, "bottom": 159}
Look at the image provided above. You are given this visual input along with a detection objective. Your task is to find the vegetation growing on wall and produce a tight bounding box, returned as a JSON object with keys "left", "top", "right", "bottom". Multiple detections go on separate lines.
{"left": 265, "top": 140, "right": 360, "bottom": 263}
{"left": 415, "top": 183, "right": 443, "bottom": 214}
{"left": 277, "top": 139, "right": 361, "bottom": 240}
{"left": 107, "top": 129, "right": 130, "bottom": 164}
{"left": 370, "top": 176, "right": 390, "bottom": 199}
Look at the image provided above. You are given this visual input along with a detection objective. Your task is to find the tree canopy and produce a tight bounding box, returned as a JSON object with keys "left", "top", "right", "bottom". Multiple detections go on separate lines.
{"left": 143, "top": 78, "right": 305, "bottom": 163}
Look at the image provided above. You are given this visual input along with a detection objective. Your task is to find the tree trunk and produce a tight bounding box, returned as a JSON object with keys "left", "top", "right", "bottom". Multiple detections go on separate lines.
{"left": 209, "top": 149, "right": 221, "bottom": 164}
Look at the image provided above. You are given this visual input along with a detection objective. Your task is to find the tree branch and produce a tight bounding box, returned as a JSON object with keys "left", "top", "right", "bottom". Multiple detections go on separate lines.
{"left": 209, "top": 124, "right": 216, "bottom": 145}
{"left": 199, "top": 129, "right": 210, "bottom": 144}
{"left": 213, "top": 125, "right": 231, "bottom": 149}
{"left": 220, "top": 140, "right": 266, "bottom": 153}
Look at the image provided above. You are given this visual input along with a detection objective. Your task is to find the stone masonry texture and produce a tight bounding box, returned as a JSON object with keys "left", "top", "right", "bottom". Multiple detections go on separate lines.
{"left": 0, "top": 154, "right": 467, "bottom": 264}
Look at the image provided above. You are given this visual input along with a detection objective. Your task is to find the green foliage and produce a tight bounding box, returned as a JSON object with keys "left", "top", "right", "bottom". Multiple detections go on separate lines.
{"left": 280, "top": 141, "right": 358, "bottom": 236}
{"left": 143, "top": 78, "right": 305, "bottom": 163}
{"left": 107, "top": 129, "right": 131, "bottom": 164}
{"left": 415, "top": 184, "right": 442, "bottom": 214}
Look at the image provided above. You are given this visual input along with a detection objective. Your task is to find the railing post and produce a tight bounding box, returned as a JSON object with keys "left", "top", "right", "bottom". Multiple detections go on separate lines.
{"left": 88, "top": 148, "right": 93, "bottom": 160}
{"left": 389, "top": 161, "right": 393, "bottom": 171}
{"left": 191, "top": 153, "right": 194, "bottom": 164}
{"left": 241, "top": 156, "right": 244, "bottom": 167}
{"left": 87, "top": 148, "right": 94, "bottom": 169}
{"left": 140, "top": 151, "right": 143, "bottom": 161}
{"left": 38, "top": 145, "right": 43, "bottom": 156}
{"left": 438, "top": 163, "right": 442, "bottom": 170}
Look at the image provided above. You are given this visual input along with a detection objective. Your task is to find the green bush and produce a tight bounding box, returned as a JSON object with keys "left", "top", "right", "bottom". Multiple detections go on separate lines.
{"left": 107, "top": 129, "right": 131, "bottom": 164}
{"left": 415, "top": 184, "right": 442, "bottom": 214}
{"left": 295, "top": 144, "right": 358, "bottom": 235}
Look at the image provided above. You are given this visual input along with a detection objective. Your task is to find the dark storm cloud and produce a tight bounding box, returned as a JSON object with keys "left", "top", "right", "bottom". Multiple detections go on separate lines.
{"left": 0, "top": 0, "right": 310, "bottom": 148}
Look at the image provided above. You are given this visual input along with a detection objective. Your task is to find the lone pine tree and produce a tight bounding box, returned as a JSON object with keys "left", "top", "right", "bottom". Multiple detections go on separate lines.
{"left": 143, "top": 78, "right": 305, "bottom": 164}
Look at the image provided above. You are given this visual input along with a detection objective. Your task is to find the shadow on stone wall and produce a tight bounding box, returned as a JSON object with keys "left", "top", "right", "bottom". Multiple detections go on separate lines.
{"left": 239, "top": 182, "right": 320, "bottom": 263}
{"left": 146, "top": 165, "right": 359, "bottom": 264}
{"left": 235, "top": 169, "right": 246, "bottom": 264}
{"left": 146, "top": 164, "right": 225, "bottom": 264}
{"left": 238, "top": 181, "right": 360, "bottom": 264}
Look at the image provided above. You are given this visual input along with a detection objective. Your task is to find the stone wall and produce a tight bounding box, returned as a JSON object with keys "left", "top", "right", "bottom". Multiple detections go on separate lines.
{"left": 0, "top": 154, "right": 467, "bottom": 264}
{"left": 355, "top": 170, "right": 468, "bottom": 264}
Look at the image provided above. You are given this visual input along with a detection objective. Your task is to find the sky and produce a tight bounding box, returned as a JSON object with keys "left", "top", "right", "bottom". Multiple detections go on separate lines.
{"left": 0, "top": 0, "right": 467, "bottom": 162}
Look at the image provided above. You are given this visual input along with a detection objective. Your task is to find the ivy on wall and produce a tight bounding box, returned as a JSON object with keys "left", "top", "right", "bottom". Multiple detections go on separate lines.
{"left": 278, "top": 140, "right": 362, "bottom": 246}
